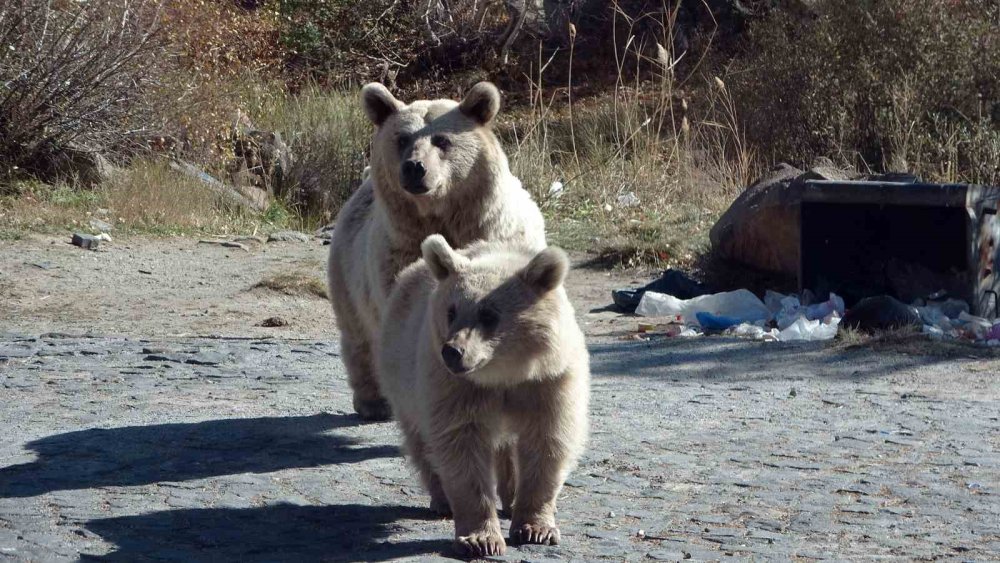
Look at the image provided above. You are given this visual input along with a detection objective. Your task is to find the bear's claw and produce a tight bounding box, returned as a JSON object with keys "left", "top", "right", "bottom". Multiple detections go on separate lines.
{"left": 455, "top": 530, "right": 506, "bottom": 557}
{"left": 510, "top": 523, "right": 560, "bottom": 546}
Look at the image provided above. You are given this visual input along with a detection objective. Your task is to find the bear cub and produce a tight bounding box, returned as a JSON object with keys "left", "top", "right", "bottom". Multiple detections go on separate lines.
{"left": 377, "top": 235, "right": 590, "bottom": 557}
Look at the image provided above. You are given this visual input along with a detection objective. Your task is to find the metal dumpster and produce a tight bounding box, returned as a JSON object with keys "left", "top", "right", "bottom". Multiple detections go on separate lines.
{"left": 799, "top": 180, "right": 1000, "bottom": 319}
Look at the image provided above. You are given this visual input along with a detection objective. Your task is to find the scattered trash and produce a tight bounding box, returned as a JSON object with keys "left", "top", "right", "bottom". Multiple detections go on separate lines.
{"left": 548, "top": 180, "right": 565, "bottom": 198}
{"left": 94, "top": 233, "right": 112, "bottom": 242}
{"left": 71, "top": 233, "right": 99, "bottom": 250}
{"left": 772, "top": 292, "right": 845, "bottom": 330}
{"left": 258, "top": 316, "right": 289, "bottom": 327}
{"left": 637, "top": 289, "right": 771, "bottom": 327}
{"left": 138, "top": 269, "right": 152, "bottom": 275}
{"left": 696, "top": 312, "right": 744, "bottom": 331}
{"left": 729, "top": 323, "right": 779, "bottom": 341}
{"left": 613, "top": 269, "right": 709, "bottom": 313}
{"left": 841, "top": 295, "right": 920, "bottom": 332}
{"left": 634, "top": 285, "right": 841, "bottom": 342}
{"left": 617, "top": 192, "right": 640, "bottom": 208}
{"left": 621, "top": 265, "right": 998, "bottom": 344}
{"left": 28, "top": 261, "right": 53, "bottom": 270}
{"left": 778, "top": 315, "right": 841, "bottom": 342}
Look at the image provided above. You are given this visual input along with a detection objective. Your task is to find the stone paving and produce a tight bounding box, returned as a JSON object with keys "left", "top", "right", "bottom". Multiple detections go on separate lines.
{"left": 0, "top": 332, "right": 998, "bottom": 561}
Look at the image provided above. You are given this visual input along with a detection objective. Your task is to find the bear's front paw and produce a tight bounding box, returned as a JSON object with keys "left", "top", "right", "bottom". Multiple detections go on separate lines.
{"left": 429, "top": 495, "right": 452, "bottom": 518}
{"left": 455, "top": 529, "right": 506, "bottom": 557}
{"left": 353, "top": 396, "right": 391, "bottom": 421}
{"left": 510, "top": 522, "right": 560, "bottom": 546}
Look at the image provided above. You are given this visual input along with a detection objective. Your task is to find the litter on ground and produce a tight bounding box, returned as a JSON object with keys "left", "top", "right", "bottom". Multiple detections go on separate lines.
{"left": 623, "top": 279, "right": 1000, "bottom": 345}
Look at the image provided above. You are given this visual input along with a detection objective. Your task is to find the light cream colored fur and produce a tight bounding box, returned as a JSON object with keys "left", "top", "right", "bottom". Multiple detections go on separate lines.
{"left": 328, "top": 82, "right": 546, "bottom": 420}
{"left": 377, "top": 236, "right": 589, "bottom": 557}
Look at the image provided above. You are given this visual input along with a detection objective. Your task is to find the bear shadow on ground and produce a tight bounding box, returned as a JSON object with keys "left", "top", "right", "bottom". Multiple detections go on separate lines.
{"left": 0, "top": 413, "right": 396, "bottom": 498}
{"left": 81, "top": 503, "right": 453, "bottom": 562}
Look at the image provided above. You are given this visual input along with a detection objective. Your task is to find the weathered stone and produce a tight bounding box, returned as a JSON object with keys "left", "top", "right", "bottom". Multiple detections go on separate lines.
{"left": 71, "top": 233, "right": 99, "bottom": 250}
{"left": 89, "top": 218, "right": 113, "bottom": 233}
{"left": 267, "top": 231, "right": 311, "bottom": 243}
{"left": 197, "top": 239, "right": 249, "bottom": 251}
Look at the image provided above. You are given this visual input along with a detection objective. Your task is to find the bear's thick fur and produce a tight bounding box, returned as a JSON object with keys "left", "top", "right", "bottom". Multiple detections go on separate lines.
{"left": 328, "top": 82, "right": 546, "bottom": 420}
{"left": 377, "top": 235, "right": 589, "bottom": 557}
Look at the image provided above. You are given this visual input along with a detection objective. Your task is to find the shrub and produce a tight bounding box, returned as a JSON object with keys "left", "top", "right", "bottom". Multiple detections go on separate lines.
{"left": 251, "top": 87, "right": 370, "bottom": 224}
{"left": 0, "top": 0, "right": 167, "bottom": 185}
{"left": 731, "top": 0, "right": 1000, "bottom": 184}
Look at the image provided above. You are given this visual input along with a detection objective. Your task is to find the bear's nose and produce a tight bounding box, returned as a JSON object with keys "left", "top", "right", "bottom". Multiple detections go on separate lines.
{"left": 401, "top": 160, "right": 427, "bottom": 191}
{"left": 441, "top": 344, "right": 466, "bottom": 373}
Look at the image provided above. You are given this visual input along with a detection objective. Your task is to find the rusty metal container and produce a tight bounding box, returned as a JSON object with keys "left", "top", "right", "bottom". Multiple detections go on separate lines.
{"left": 800, "top": 180, "right": 1000, "bottom": 319}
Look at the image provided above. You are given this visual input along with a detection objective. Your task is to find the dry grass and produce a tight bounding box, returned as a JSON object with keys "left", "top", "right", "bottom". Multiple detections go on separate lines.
{"left": 249, "top": 87, "right": 370, "bottom": 225}
{"left": 833, "top": 326, "right": 1000, "bottom": 359}
{"left": 252, "top": 270, "right": 328, "bottom": 299}
{"left": 0, "top": 159, "right": 293, "bottom": 237}
{"left": 496, "top": 7, "right": 756, "bottom": 269}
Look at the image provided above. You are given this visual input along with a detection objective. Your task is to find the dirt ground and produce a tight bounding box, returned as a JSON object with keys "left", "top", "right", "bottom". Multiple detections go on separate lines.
{"left": 0, "top": 233, "right": 643, "bottom": 341}
{"left": 2, "top": 234, "right": 999, "bottom": 561}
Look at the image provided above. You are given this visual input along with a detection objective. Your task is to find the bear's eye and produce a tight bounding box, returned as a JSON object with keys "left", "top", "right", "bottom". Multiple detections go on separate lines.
{"left": 431, "top": 135, "right": 451, "bottom": 151}
{"left": 446, "top": 305, "right": 457, "bottom": 324}
{"left": 397, "top": 134, "right": 411, "bottom": 151}
{"left": 478, "top": 307, "right": 500, "bottom": 331}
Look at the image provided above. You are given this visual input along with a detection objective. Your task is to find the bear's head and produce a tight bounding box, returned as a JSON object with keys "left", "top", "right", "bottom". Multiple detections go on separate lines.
{"left": 420, "top": 235, "right": 573, "bottom": 387}
{"left": 360, "top": 82, "right": 507, "bottom": 212}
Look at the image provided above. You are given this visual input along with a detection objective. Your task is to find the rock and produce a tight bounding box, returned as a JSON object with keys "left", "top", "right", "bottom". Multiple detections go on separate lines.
{"left": 89, "top": 218, "right": 113, "bottom": 233}
{"left": 841, "top": 295, "right": 921, "bottom": 332}
{"left": 258, "top": 317, "right": 289, "bottom": 328}
{"left": 710, "top": 160, "right": 859, "bottom": 275}
{"left": 71, "top": 233, "right": 100, "bottom": 251}
{"left": 31, "top": 143, "right": 115, "bottom": 187}
{"left": 197, "top": 240, "right": 249, "bottom": 251}
{"left": 314, "top": 224, "right": 335, "bottom": 241}
{"left": 267, "top": 231, "right": 310, "bottom": 243}
{"left": 232, "top": 236, "right": 266, "bottom": 244}
{"left": 233, "top": 130, "right": 293, "bottom": 195}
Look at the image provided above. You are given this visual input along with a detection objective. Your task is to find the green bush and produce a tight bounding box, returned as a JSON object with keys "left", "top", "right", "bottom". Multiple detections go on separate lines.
{"left": 731, "top": 0, "right": 1000, "bottom": 184}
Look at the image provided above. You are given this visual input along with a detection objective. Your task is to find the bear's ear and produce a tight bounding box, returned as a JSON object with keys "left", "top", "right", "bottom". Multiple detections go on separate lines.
{"left": 421, "top": 235, "right": 466, "bottom": 280}
{"left": 458, "top": 82, "right": 501, "bottom": 125}
{"left": 360, "top": 83, "right": 402, "bottom": 126}
{"left": 520, "top": 247, "right": 569, "bottom": 294}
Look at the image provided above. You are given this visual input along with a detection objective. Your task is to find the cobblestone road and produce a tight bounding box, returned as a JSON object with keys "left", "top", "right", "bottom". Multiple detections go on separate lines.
{"left": 0, "top": 332, "right": 998, "bottom": 561}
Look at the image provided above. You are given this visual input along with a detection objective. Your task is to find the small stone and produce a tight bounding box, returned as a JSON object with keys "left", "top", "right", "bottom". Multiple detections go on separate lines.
{"left": 258, "top": 316, "right": 289, "bottom": 327}
{"left": 232, "top": 235, "right": 266, "bottom": 244}
{"left": 267, "top": 230, "right": 311, "bottom": 243}
{"left": 608, "top": 511, "right": 616, "bottom": 518}
{"left": 198, "top": 239, "right": 248, "bottom": 251}
{"left": 89, "top": 218, "right": 113, "bottom": 233}
{"left": 71, "top": 233, "right": 99, "bottom": 250}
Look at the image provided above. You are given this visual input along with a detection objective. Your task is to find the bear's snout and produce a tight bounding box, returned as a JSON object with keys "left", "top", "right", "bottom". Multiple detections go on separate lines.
{"left": 441, "top": 344, "right": 467, "bottom": 373}
{"left": 401, "top": 160, "right": 429, "bottom": 194}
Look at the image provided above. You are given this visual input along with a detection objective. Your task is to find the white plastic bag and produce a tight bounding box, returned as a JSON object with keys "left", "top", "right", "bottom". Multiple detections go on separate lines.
{"left": 778, "top": 314, "right": 841, "bottom": 342}
{"left": 636, "top": 289, "right": 770, "bottom": 326}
